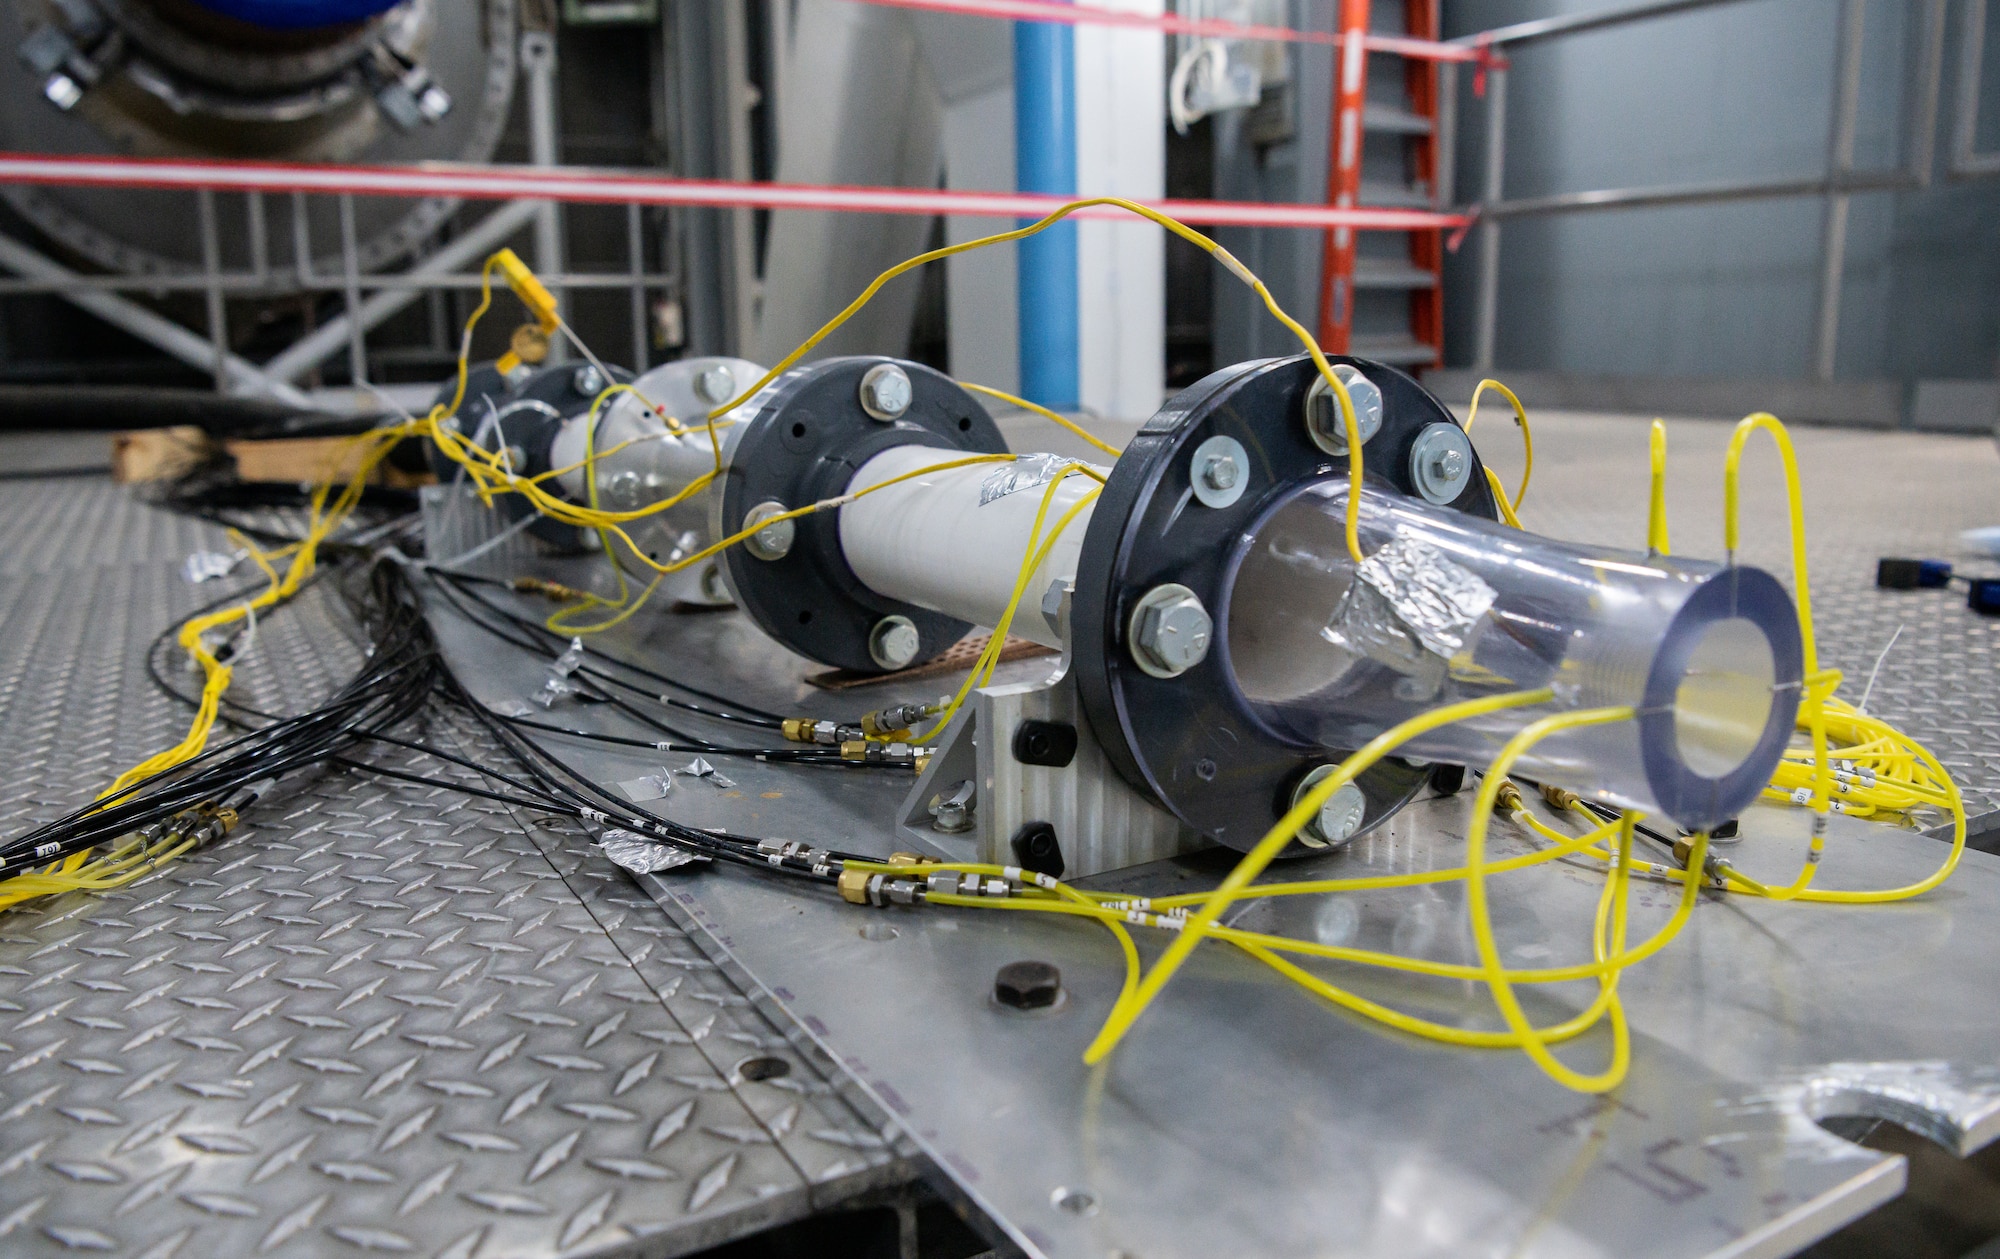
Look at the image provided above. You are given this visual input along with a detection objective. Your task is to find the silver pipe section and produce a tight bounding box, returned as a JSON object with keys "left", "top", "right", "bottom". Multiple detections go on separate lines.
{"left": 836, "top": 448, "right": 1105, "bottom": 650}
{"left": 546, "top": 356, "right": 767, "bottom": 606}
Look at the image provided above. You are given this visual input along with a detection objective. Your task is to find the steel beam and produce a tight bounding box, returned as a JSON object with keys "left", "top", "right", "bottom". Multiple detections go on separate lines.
{"left": 0, "top": 227, "right": 308, "bottom": 405}
{"left": 259, "top": 199, "right": 543, "bottom": 386}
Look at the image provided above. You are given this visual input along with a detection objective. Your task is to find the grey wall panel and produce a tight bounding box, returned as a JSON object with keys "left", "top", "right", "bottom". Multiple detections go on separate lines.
{"left": 1441, "top": 0, "right": 2000, "bottom": 391}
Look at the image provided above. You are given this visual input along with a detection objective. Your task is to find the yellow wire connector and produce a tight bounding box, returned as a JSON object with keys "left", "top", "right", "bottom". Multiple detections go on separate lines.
{"left": 491, "top": 248, "right": 561, "bottom": 375}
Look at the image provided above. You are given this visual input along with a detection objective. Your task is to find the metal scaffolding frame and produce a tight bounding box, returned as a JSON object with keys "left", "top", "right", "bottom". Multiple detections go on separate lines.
{"left": 0, "top": 0, "right": 1991, "bottom": 397}
{"left": 1451, "top": 0, "right": 2000, "bottom": 382}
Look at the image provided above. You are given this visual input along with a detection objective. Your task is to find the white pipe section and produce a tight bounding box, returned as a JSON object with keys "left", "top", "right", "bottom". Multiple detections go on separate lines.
{"left": 838, "top": 446, "right": 1105, "bottom": 649}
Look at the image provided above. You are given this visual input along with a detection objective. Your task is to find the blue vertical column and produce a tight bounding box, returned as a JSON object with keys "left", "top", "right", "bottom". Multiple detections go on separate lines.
{"left": 1014, "top": 11, "right": 1079, "bottom": 409}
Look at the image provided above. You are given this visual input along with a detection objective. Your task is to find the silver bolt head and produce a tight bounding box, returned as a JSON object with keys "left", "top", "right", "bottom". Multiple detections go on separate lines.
{"left": 1408, "top": 421, "right": 1476, "bottom": 504}
{"left": 695, "top": 363, "right": 736, "bottom": 405}
{"left": 602, "top": 468, "right": 643, "bottom": 508}
{"left": 1316, "top": 782, "right": 1367, "bottom": 845}
{"left": 743, "top": 501, "right": 795, "bottom": 561}
{"left": 1305, "top": 365, "right": 1384, "bottom": 454}
{"left": 859, "top": 363, "right": 913, "bottom": 420}
{"left": 1200, "top": 452, "right": 1241, "bottom": 490}
{"left": 869, "top": 616, "right": 923, "bottom": 671}
{"left": 1296, "top": 767, "right": 1368, "bottom": 846}
{"left": 572, "top": 365, "right": 606, "bottom": 398}
{"left": 1137, "top": 594, "right": 1213, "bottom": 676}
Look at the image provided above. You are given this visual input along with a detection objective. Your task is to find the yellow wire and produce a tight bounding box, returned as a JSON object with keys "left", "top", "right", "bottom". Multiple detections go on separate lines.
{"left": 1080, "top": 686, "right": 1555, "bottom": 1065}
{"left": 695, "top": 197, "right": 1370, "bottom": 565}
{"left": 1723, "top": 413, "right": 1834, "bottom": 900}
{"left": 957, "top": 381, "right": 1122, "bottom": 460}
{"left": 1647, "top": 419, "right": 1670, "bottom": 555}
{"left": 1464, "top": 377, "right": 1532, "bottom": 512}
{"left": 1463, "top": 709, "right": 1642, "bottom": 1092}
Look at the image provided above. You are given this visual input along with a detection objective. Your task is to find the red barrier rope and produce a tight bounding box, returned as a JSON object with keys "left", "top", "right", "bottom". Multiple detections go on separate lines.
{"left": 0, "top": 153, "right": 1470, "bottom": 232}
{"left": 841, "top": 0, "right": 1486, "bottom": 62}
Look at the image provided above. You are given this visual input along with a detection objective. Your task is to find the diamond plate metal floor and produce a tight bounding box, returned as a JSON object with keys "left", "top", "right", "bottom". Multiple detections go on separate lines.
{"left": 0, "top": 475, "right": 902, "bottom": 1259}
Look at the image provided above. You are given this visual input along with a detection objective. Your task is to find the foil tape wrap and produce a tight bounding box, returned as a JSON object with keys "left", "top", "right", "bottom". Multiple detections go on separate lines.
{"left": 1323, "top": 536, "right": 1497, "bottom": 681}
{"left": 598, "top": 829, "right": 705, "bottom": 874}
{"left": 979, "top": 452, "right": 1071, "bottom": 505}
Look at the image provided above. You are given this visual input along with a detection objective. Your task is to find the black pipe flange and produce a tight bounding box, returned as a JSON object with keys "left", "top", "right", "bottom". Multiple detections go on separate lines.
{"left": 1070, "top": 355, "right": 1501, "bottom": 855}
{"left": 713, "top": 357, "right": 1008, "bottom": 673}
{"left": 425, "top": 361, "right": 634, "bottom": 551}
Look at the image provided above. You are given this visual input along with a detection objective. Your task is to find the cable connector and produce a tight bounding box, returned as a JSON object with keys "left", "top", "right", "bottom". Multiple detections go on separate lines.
{"left": 1671, "top": 836, "right": 1734, "bottom": 888}
{"left": 860, "top": 700, "right": 938, "bottom": 739}
{"left": 512, "top": 576, "right": 589, "bottom": 604}
{"left": 1492, "top": 778, "right": 1525, "bottom": 815}
{"left": 782, "top": 719, "right": 859, "bottom": 746}
{"left": 1539, "top": 783, "right": 1580, "bottom": 811}
{"left": 839, "top": 741, "right": 928, "bottom": 768}
{"left": 836, "top": 867, "right": 924, "bottom": 906}
{"left": 490, "top": 248, "right": 561, "bottom": 375}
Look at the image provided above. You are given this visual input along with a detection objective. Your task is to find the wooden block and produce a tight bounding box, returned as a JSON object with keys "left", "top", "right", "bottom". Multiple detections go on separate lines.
{"left": 224, "top": 435, "right": 432, "bottom": 488}
{"left": 110, "top": 426, "right": 215, "bottom": 483}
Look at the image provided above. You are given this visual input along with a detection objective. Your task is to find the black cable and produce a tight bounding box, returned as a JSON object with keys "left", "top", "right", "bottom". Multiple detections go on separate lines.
{"left": 428, "top": 568, "right": 787, "bottom": 725}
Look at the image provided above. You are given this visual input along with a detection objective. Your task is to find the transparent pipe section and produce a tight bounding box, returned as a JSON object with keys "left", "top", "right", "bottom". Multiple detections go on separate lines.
{"left": 1220, "top": 482, "right": 1803, "bottom": 830}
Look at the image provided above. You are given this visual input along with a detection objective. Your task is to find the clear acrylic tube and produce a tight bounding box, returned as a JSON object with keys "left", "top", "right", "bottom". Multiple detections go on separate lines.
{"left": 1219, "top": 481, "right": 1803, "bottom": 830}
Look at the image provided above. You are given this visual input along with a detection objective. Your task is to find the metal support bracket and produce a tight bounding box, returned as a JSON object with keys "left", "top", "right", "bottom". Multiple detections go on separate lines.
{"left": 896, "top": 656, "right": 1202, "bottom": 879}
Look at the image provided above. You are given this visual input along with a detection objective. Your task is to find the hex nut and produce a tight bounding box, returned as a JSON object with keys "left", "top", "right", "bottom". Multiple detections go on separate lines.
{"left": 1189, "top": 434, "right": 1250, "bottom": 509}
{"left": 994, "top": 960, "right": 1062, "bottom": 1010}
{"left": 858, "top": 363, "right": 913, "bottom": 420}
{"left": 1304, "top": 364, "right": 1384, "bottom": 455}
{"left": 1294, "top": 766, "right": 1368, "bottom": 846}
{"left": 1201, "top": 452, "right": 1240, "bottom": 490}
{"left": 1409, "top": 421, "right": 1475, "bottom": 504}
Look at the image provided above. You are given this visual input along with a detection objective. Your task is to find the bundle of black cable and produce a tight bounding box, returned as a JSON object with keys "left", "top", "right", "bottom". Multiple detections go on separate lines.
{"left": 2, "top": 551, "right": 867, "bottom": 909}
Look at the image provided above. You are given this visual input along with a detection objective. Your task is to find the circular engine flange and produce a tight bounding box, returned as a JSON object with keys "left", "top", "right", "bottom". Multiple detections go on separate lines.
{"left": 426, "top": 359, "right": 633, "bottom": 552}
{"left": 1070, "top": 354, "right": 1502, "bottom": 855}
{"left": 713, "top": 356, "right": 1008, "bottom": 674}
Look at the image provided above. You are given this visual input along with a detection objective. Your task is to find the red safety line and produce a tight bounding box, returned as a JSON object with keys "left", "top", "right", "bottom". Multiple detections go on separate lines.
{"left": 841, "top": 0, "right": 1483, "bottom": 62}
{"left": 0, "top": 153, "right": 1471, "bottom": 232}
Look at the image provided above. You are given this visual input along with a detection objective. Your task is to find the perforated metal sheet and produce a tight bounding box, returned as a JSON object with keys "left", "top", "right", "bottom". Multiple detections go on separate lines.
{"left": 0, "top": 475, "right": 899, "bottom": 1259}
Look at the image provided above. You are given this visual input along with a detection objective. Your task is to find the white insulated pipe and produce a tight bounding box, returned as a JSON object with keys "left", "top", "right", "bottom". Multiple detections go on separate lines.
{"left": 838, "top": 446, "right": 1105, "bottom": 650}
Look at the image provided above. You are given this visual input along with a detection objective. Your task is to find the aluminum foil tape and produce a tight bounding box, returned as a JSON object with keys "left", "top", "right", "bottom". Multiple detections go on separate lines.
{"left": 1323, "top": 536, "right": 1497, "bottom": 693}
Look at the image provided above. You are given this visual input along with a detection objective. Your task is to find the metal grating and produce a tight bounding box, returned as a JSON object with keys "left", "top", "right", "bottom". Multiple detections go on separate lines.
{"left": 0, "top": 475, "right": 900, "bottom": 1258}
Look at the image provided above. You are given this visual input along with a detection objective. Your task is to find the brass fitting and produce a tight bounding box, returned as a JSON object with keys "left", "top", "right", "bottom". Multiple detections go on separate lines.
{"left": 1539, "top": 783, "right": 1580, "bottom": 811}
{"left": 1492, "top": 778, "right": 1525, "bottom": 814}
{"left": 781, "top": 718, "right": 814, "bottom": 743}
{"left": 840, "top": 740, "right": 869, "bottom": 762}
{"left": 511, "top": 577, "right": 588, "bottom": 604}
{"left": 837, "top": 869, "right": 873, "bottom": 905}
{"left": 887, "top": 852, "right": 938, "bottom": 867}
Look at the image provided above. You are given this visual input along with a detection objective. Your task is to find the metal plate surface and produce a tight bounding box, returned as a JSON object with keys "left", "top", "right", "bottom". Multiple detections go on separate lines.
{"left": 5, "top": 410, "right": 2000, "bottom": 1259}
{"left": 0, "top": 475, "right": 899, "bottom": 1259}
{"left": 417, "top": 413, "right": 2000, "bottom": 1259}
{"left": 434, "top": 595, "right": 1999, "bottom": 1259}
